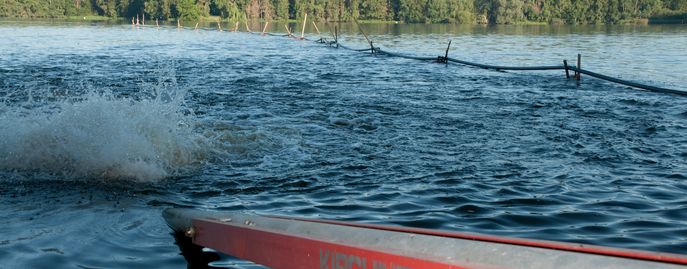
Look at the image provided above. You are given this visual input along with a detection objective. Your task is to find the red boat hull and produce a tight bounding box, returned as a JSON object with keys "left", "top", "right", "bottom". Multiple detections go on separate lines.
{"left": 163, "top": 208, "right": 687, "bottom": 269}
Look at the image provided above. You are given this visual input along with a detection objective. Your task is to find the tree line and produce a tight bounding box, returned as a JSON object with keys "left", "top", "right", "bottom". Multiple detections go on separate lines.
{"left": 1, "top": 0, "right": 686, "bottom": 24}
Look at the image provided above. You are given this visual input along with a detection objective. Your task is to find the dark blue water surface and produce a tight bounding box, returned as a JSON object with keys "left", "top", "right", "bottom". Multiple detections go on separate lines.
{"left": 1, "top": 22, "right": 687, "bottom": 268}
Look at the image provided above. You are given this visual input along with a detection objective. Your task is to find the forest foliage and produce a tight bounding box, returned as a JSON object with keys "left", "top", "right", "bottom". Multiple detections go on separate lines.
{"left": 1, "top": 0, "right": 686, "bottom": 24}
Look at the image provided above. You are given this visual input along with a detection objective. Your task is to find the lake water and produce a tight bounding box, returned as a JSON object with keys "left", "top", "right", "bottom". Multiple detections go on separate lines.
{"left": 1, "top": 21, "right": 686, "bottom": 268}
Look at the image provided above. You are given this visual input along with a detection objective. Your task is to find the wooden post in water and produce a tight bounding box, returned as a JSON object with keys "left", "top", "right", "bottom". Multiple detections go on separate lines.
{"left": 136, "top": 14, "right": 140, "bottom": 26}
{"left": 234, "top": 21, "right": 239, "bottom": 32}
{"left": 576, "top": 54, "right": 582, "bottom": 81}
{"left": 142, "top": 14, "right": 145, "bottom": 26}
{"left": 244, "top": 13, "right": 252, "bottom": 32}
{"left": 177, "top": 19, "right": 181, "bottom": 30}
{"left": 324, "top": 21, "right": 337, "bottom": 44}
{"left": 563, "top": 60, "right": 570, "bottom": 79}
{"left": 312, "top": 21, "right": 320, "bottom": 35}
{"left": 284, "top": 24, "right": 292, "bottom": 37}
{"left": 217, "top": 21, "right": 223, "bottom": 31}
{"left": 334, "top": 26, "right": 338, "bottom": 47}
{"left": 156, "top": 18, "right": 159, "bottom": 29}
{"left": 262, "top": 22, "right": 269, "bottom": 35}
{"left": 300, "top": 13, "right": 308, "bottom": 39}
{"left": 354, "top": 19, "right": 374, "bottom": 53}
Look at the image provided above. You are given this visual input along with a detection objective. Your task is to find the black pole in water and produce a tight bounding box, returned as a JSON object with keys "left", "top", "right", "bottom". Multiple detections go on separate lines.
{"left": 438, "top": 40, "right": 451, "bottom": 64}
{"left": 445, "top": 40, "right": 452, "bottom": 59}
{"left": 563, "top": 60, "right": 570, "bottom": 79}
{"left": 576, "top": 54, "right": 582, "bottom": 81}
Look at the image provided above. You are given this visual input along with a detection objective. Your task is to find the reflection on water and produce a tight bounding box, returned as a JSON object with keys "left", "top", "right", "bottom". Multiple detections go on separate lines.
{"left": 173, "top": 232, "right": 270, "bottom": 269}
{"left": 173, "top": 232, "right": 221, "bottom": 269}
{"left": 0, "top": 22, "right": 686, "bottom": 268}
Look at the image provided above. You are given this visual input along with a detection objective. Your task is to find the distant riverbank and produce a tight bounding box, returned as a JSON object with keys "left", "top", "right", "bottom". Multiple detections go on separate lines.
{"left": 1, "top": 0, "right": 686, "bottom": 25}
{"left": 1, "top": 15, "right": 685, "bottom": 27}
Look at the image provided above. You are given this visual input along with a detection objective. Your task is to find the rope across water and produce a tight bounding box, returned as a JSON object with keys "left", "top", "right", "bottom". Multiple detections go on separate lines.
{"left": 246, "top": 26, "right": 685, "bottom": 96}
{"left": 314, "top": 36, "right": 686, "bottom": 96}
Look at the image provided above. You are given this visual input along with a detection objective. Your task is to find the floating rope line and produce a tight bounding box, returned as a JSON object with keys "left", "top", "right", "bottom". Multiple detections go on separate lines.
{"left": 326, "top": 37, "right": 687, "bottom": 96}
{"left": 169, "top": 21, "right": 686, "bottom": 96}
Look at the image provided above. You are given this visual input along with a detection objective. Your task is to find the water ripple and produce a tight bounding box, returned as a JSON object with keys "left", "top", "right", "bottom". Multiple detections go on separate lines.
{"left": 1, "top": 24, "right": 686, "bottom": 268}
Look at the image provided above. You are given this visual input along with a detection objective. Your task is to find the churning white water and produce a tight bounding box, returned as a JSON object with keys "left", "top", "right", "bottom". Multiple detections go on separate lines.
{"left": 0, "top": 88, "right": 207, "bottom": 181}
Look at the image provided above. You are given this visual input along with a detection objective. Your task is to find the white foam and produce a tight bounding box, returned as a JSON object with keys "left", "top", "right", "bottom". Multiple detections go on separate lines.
{"left": 0, "top": 90, "right": 207, "bottom": 181}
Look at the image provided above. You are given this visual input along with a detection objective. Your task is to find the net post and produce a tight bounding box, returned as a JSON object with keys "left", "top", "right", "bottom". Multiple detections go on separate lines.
{"left": 284, "top": 24, "right": 292, "bottom": 37}
{"left": 576, "top": 54, "right": 582, "bottom": 81}
{"left": 563, "top": 60, "right": 570, "bottom": 79}
{"left": 312, "top": 21, "right": 320, "bottom": 35}
{"left": 445, "top": 40, "right": 451, "bottom": 59}
{"left": 437, "top": 40, "right": 451, "bottom": 64}
{"left": 354, "top": 19, "right": 375, "bottom": 53}
{"left": 261, "top": 21, "right": 269, "bottom": 35}
{"left": 300, "top": 13, "right": 307, "bottom": 40}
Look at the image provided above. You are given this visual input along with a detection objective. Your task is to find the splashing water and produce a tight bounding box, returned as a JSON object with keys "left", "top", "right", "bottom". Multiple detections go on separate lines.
{"left": 0, "top": 88, "right": 207, "bottom": 181}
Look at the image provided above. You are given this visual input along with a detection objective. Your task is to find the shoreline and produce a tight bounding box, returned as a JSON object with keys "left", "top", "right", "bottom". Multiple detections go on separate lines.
{"left": 1, "top": 16, "right": 685, "bottom": 26}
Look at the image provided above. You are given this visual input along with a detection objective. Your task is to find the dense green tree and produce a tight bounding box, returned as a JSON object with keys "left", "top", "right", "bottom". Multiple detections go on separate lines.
{"left": 425, "top": 0, "right": 448, "bottom": 23}
{"left": 176, "top": 0, "right": 200, "bottom": 20}
{"left": 666, "top": 0, "right": 687, "bottom": 10}
{"left": 490, "top": 0, "right": 525, "bottom": 24}
{"left": 360, "top": 0, "right": 389, "bottom": 20}
{"left": 321, "top": 0, "right": 341, "bottom": 21}
{"left": 447, "top": 0, "right": 474, "bottom": 23}
{"left": 272, "top": 0, "right": 288, "bottom": 19}
{"left": 212, "top": 0, "right": 241, "bottom": 19}
{"left": 310, "top": 0, "right": 325, "bottom": 20}
{"left": 197, "top": 0, "right": 211, "bottom": 17}
{"left": 0, "top": 0, "right": 94, "bottom": 18}
{"left": 290, "top": 0, "right": 305, "bottom": 19}
{"left": 246, "top": 0, "right": 260, "bottom": 18}
{"left": 349, "top": 0, "right": 360, "bottom": 19}
{"left": 398, "top": 0, "right": 428, "bottom": 22}
{"left": 143, "top": 0, "right": 164, "bottom": 19}
{"left": 1, "top": 0, "right": 685, "bottom": 24}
